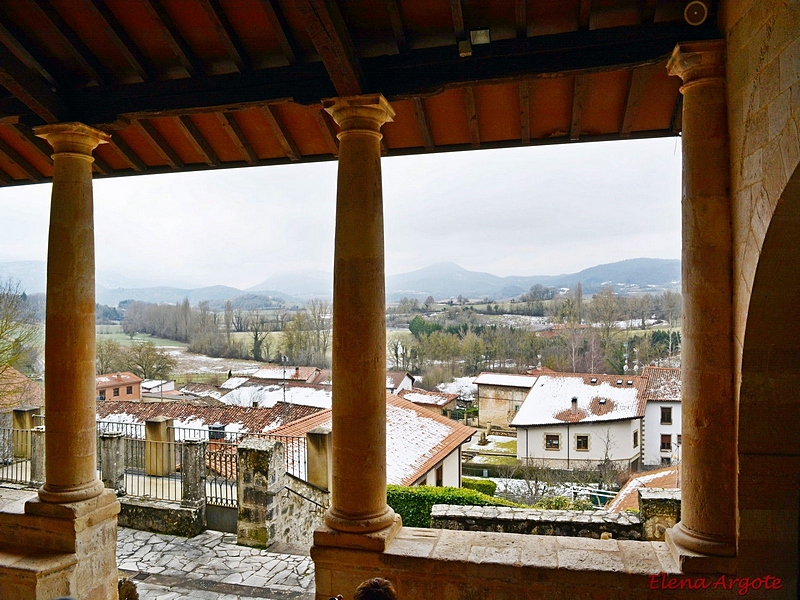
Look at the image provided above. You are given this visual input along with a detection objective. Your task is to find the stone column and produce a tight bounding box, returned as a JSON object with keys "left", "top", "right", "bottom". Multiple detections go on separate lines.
{"left": 181, "top": 439, "right": 207, "bottom": 507}
{"left": 99, "top": 431, "right": 125, "bottom": 494}
{"left": 666, "top": 40, "right": 736, "bottom": 560}
{"left": 321, "top": 95, "right": 398, "bottom": 538}
{"left": 35, "top": 123, "right": 109, "bottom": 504}
{"left": 30, "top": 426, "right": 46, "bottom": 486}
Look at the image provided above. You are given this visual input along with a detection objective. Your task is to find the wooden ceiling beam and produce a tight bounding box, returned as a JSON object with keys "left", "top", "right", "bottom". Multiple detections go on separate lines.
{"left": 92, "top": 154, "right": 112, "bottom": 174}
{"left": 258, "top": 0, "right": 299, "bottom": 64}
{"left": 0, "top": 48, "right": 68, "bottom": 123}
{"left": 620, "top": 66, "right": 654, "bottom": 137}
{"left": 638, "top": 0, "right": 658, "bottom": 24}
{"left": 570, "top": 74, "right": 586, "bottom": 141}
{"left": 86, "top": 0, "right": 155, "bottom": 81}
{"left": 262, "top": 106, "right": 301, "bottom": 161}
{"left": 109, "top": 133, "right": 146, "bottom": 171}
{"left": 313, "top": 108, "right": 339, "bottom": 156}
{"left": 8, "top": 122, "right": 53, "bottom": 165}
{"left": 0, "top": 168, "right": 12, "bottom": 184}
{"left": 384, "top": 0, "right": 408, "bottom": 53}
{"left": 196, "top": 0, "right": 251, "bottom": 72}
{"left": 132, "top": 120, "right": 184, "bottom": 169}
{"left": 579, "top": 0, "right": 592, "bottom": 30}
{"left": 516, "top": 0, "right": 527, "bottom": 39}
{"left": 464, "top": 87, "right": 480, "bottom": 148}
{"left": 451, "top": 0, "right": 466, "bottom": 41}
{"left": 412, "top": 97, "right": 434, "bottom": 151}
{"left": 0, "top": 137, "right": 43, "bottom": 180}
{"left": 141, "top": 0, "right": 205, "bottom": 77}
{"left": 519, "top": 80, "right": 530, "bottom": 144}
{"left": 296, "top": 0, "right": 364, "bottom": 96}
{"left": 215, "top": 112, "right": 257, "bottom": 164}
{"left": 66, "top": 21, "right": 720, "bottom": 124}
{"left": 174, "top": 115, "right": 220, "bottom": 166}
{"left": 30, "top": 0, "right": 112, "bottom": 84}
{"left": 0, "top": 20, "right": 58, "bottom": 87}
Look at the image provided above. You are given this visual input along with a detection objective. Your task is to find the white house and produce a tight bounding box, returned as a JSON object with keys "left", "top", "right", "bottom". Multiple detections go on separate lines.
{"left": 141, "top": 379, "right": 175, "bottom": 394}
{"left": 386, "top": 371, "right": 415, "bottom": 394}
{"left": 511, "top": 373, "right": 647, "bottom": 470}
{"left": 641, "top": 366, "right": 682, "bottom": 466}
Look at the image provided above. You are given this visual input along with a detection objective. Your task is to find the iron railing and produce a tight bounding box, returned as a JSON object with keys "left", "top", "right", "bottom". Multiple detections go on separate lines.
{"left": 0, "top": 427, "right": 32, "bottom": 485}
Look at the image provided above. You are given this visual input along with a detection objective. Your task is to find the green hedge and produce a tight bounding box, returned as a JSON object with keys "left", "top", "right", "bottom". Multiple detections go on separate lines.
{"left": 387, "top": 484, "right": 520, "bottom": 528}
{"left": 461, "top": 477, "right": 496, "bottom": 497}
{"left": 532, "top": 496, "right": 594, "bottom": 511}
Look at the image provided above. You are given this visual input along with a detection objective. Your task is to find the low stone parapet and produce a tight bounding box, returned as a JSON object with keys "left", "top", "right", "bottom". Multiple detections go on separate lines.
{"left": 430, "top": 504, "right": 641, "bottom": 540}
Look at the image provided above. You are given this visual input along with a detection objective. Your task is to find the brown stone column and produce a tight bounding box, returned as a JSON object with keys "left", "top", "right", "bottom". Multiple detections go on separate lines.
{"left": 666, "top": 41, "right": 736, "bottom": 559}
{"left": 322, "top": 95, "right": 397, "bottom": 535}
{"left": 35, "top": 122, "right": 109, "bottom": 503}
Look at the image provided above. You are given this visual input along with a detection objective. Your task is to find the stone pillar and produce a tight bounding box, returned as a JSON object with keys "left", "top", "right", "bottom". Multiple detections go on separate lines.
{"left": 237, "top": 438, "right": 285, "bottom": 548}
{"left": 35, "top": 122, "right": 109, "bottom": 504}
{"left": 181, "top": 439, "right": 207, "bottom": 507}
{"left": 29, "top": 426, "right": 46, "bottom": 486}
{"left": 320, "top": 94, "right": 399, "bottom": 542}
{"left": 99, "top": 431, "right": 125, "bottom": 495}
{"left": 12, "top": 407, "right": 37, "bottom": 459}
{"left": 145, "top": 416, "right": 175, "bottom": 476}
{"left": 666, "top": 40, "right": 736, "bottom": 561}
{"left": 306, "top": 426, "right": 332, "bottom": 491}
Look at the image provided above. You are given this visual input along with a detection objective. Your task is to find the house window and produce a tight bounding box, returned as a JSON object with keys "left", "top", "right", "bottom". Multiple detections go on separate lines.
{"left": 660, "top": 434, "right": 671, "bottom": 451}
{"left": 633, "top": 430, "right": 638, "bottom": 448}
{"left": 99, "top": 390, "right": 105, "bottom": 400}
{"left": 677, "top": 434, "right": 682, "bottom": 445}
{"left": 660, "top": 406, "right": 672, "bottom": 424}
{"left": 576, "top": 435, "right": 589, "bottom": 451}
{"left": 113, "top": 387, "right": 120, "bottom": 397}
{"left": 126, "top": 386, "right": 133, "bottom": 395}
{"left": 435, "top": 465, "right": 443, "bottom": 487}
{"left": 661, "top": 457, "right": 672, "bottom": 466}
{"left": 545, "top": 434, "right": 560, "bottom": 450}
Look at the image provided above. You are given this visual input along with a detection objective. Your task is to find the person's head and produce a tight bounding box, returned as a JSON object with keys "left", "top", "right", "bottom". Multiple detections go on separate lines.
{"left": 353, "top": 577, "right": 397, "bottom": 600}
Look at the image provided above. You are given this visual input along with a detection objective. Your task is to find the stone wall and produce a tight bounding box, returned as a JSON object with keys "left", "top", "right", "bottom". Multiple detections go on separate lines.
{"left": 118, "top": 496, "right": 205, "bottom": 538}
{"left": 275, "top": 474, "right": 328, "bottom": 547}
{"left": 430, "top": 505, "right": 641, "bottom": 540}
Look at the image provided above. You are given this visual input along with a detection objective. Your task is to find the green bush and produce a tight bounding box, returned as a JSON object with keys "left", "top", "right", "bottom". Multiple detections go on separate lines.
{"left": 387, "top": 485, "right": 520, "bottom": 528}
{"left": 461, "top": 477, "right": 496, "bottom": 497}
{"left": 532, "top": 496, "right": 594, "bottom": 511}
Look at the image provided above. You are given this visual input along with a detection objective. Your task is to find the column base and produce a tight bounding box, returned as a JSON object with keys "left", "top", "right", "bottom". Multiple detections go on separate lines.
{"left": 666, "top": 523, "right": 736, "bottom": 574}
{"left": 38, "top": 478, "right": 105, "bottom": 504}
{"left": 315, "top": 513, "right": 402, "bottom": 552}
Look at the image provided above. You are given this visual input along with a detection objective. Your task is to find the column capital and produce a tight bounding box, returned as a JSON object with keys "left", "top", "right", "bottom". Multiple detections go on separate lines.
{"left": 667, "top": 40, "right": 725, "bottom": 86}
{"left": 34, "top": 122, "right": 110, "bottom": 156}
{"left": 322, "top": 94, "right": 395, "bottom": 135}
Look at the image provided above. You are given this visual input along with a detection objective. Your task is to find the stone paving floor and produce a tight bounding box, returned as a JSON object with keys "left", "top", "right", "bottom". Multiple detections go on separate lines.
{"left": 117, "top": 528, "right": 315, "bottom": 600}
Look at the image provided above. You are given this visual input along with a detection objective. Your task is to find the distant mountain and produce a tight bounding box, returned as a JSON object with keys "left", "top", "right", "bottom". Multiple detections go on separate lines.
{"left": 96, "top": 285, "right": 299, "bottom": 307}
{"left": 385, "top": 258, "right": 680, "bottom": 301}
{"left": 247, "top": 269, "right": 333, "bottom": 298}
{"left": 0, "top": 260, "right": 47, "bottom": 293}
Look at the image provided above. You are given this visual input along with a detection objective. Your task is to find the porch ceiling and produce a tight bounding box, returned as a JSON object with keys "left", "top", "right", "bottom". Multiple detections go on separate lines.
{"left": 0, "top": 0, "right": 720, "bottom": 185}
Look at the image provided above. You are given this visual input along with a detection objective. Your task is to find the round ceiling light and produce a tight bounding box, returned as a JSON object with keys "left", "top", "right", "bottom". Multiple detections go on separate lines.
{"left": 684, "top": 1, "right": 709, "bottom": 26}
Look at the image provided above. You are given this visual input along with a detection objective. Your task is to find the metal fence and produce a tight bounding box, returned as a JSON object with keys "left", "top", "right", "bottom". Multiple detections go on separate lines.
{"left": 206, "top": 441, "right": 237, "bottom": 507}
{"left": 0, "top": 427, "right": 32, "bottom": 485}
{"left": 123, "top": 438, "right": 184, "bottom": 502}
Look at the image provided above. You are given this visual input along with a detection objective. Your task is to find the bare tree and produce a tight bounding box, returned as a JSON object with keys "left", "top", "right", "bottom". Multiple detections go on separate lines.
{"left": 0, "top": 280, "right": 41, "bottom": 391}
{"left": 589, "top": 286, "right": 620, "bottom": 346}
{"left": 247, "top": 308, "right": 271, "bottom": 362}
{"left": 127, "top": 341, "right": 177, "bottom": 380}
{"left": 307, "top": 299, "right": 332, "bottom": 366}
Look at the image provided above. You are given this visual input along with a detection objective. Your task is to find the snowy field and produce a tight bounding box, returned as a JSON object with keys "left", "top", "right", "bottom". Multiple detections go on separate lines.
{"left": 160, "top": 346, "right": 264, "bottom": 375}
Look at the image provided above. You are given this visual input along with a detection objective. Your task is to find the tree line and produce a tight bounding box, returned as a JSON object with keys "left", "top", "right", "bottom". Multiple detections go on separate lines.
{"left": 121, "top": 298, "right": 332, "bottom": 366}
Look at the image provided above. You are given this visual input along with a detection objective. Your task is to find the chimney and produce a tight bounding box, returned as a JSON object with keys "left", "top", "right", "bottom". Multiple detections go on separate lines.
{"left": 116, "top": 372, "right": 122, "bottom": 381}
{"left": 571, "top": 396, "right": 578, "bottom": 416}
{"left": 294, "top": 366, "right": 300, "bottom": 378}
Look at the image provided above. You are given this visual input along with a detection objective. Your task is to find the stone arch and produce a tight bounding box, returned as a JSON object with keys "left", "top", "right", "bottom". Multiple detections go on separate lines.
{"left": 737, "top": 162, "right": 800, "bottom": 590}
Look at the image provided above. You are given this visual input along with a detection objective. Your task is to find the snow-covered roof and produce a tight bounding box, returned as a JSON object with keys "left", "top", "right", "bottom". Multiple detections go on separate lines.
{"left": 221, "top": 377, "right": 249, "bottom": 390}
{"left": 398, "top": 388, "right": 458, "bottom": 407}
{"left": 606, "top": 466, "right": 679, "bottom": 512}
{"left": 386, "top": 371, "right": 414, "bottom": 389}
{"left": 437, "top": 376, "right": 476, "bottom": 401}
{"left": 222, "top": 382, "right": 333, "bottom": 410}
{"left": 96, "top": 372, "right": 142, "bottom": 388}
{"left": 642, "top": 367, "right": 681, "bottom": 403}
{"left": 180, "top": 383, "right": 224, "bottom": 400}
{"left": 272, "top": 393, "right": 474, "bottom": 485}
{"left": 250, "top": 366, "right": 319, "bottom": 382}
{"left": 473, "top": 372, "right": 538, "bottom": 388}
{"left": 511, "top": 373, "right": 647, "bottom": 427}
{"left": 141, "top": 379, "right": 170, "bottom": 389}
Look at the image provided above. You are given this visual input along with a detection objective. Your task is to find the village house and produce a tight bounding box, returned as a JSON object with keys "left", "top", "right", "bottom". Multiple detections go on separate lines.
{"left": 95, "top": 372, "right": 142, "bottom": 401}
{"left": 0, "top": 0, "right": 796, "bottom": 597}
{"left": 222, "top": 380, "right": 333, "bottom": 410}
{"left": 473, "top": 372, "right": 538, "bottom": 428}
{"left": 385, "top": 371, "right": 415, "bottom": 394}
{"left": 511, "top": 373, "right": 648, "bottom": 471}
{"left": 397, "top": 388, "right": 459, "bottom": 416}
{"left": 140, "top": 379, "right": 175, "bottom": 395}
{"left": 271, "top": 393, "right": 474, "bottom": 487}
{"left": 606, "top": 465, "right": 680, "bottom": 513}
{"left": 641, "top": 366, "right": 682, "bottom": 466}
{"left": 249, "top": 365, "right": 321, "bottom": 383}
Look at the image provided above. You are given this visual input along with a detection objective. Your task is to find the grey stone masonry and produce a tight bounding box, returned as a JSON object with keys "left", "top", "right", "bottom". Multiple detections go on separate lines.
{"left": 638, "top": 488, "right": 681, "bottom": 542}
{"left": 99, "top": 431, "right": 125, "bottom": 494}
{"left": 29, "top": 426, "right": 45, "bottom": 486}
{"left": 180, "top": 439, "right": 206, "bottom": 507}
{"left": 238, "top": 438, "right": 285, "bottom": 548}
{"left": 430, "top": 505, "right": 642, "bottom": 540}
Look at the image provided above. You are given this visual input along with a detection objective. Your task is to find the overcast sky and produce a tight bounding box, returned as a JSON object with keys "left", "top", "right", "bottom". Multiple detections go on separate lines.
{"left": 0, "top": 136, "right": 681, "bottom": 290}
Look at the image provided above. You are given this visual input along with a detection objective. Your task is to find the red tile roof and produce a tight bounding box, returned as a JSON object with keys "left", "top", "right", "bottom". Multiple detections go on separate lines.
{"left": 642, "top": 367, "right": 681, "bottom": 402}
{"left": 606, "top": 466, "right": 680, "bottom": 512}
{"left": 96, "top": 400, "right": 322, "bottom": 433}
{"left": 96, "top": 372, "right": 143, "bottom": 389}
{"left": 398, "top": 388, "right": 458, "bottom": 408}
{"left": 272, "top": 392, "right": 474, "bottom": 486}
